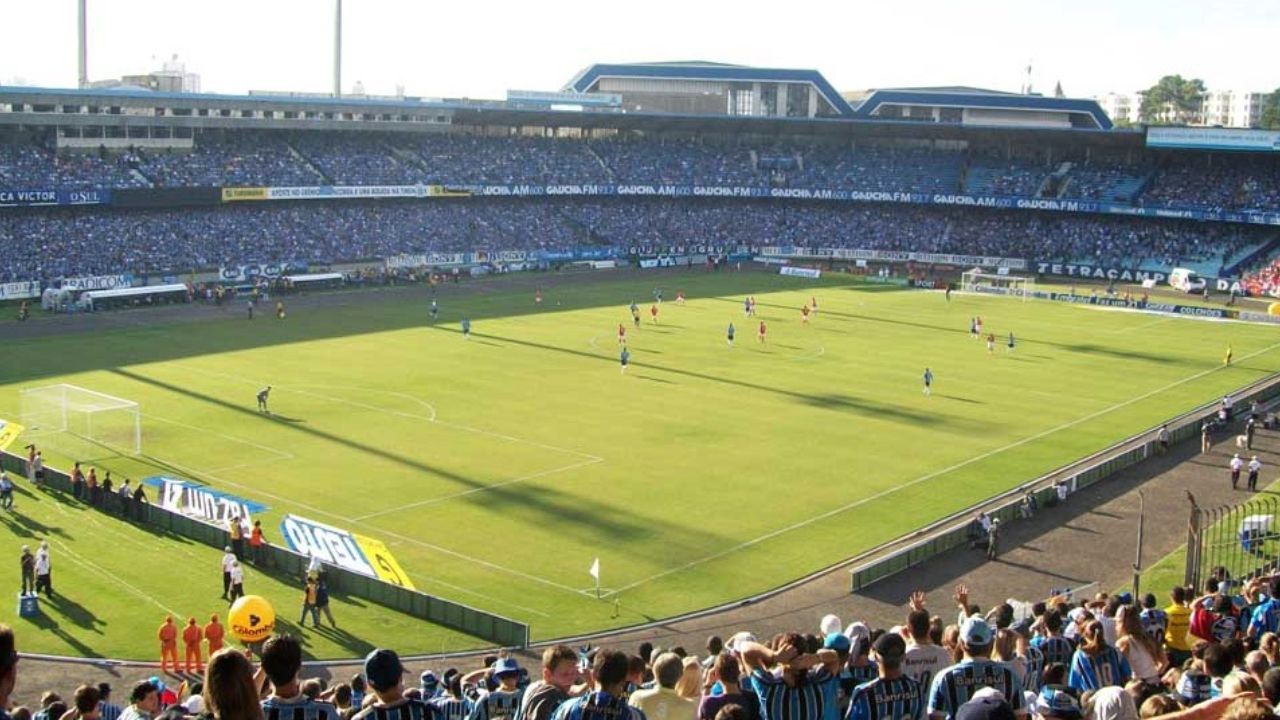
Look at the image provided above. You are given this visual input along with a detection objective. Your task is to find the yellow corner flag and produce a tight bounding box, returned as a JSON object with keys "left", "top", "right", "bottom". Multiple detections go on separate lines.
{"left": 0, "top": 419, "right": 25, "bottom": 452}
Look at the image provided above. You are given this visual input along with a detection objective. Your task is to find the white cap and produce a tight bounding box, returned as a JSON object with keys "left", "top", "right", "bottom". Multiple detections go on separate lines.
{"left": 820, "top": 614, "right": 843, "bottom": 636}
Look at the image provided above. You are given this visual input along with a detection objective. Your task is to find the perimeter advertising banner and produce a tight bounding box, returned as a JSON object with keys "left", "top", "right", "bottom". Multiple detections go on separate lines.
{"left": 279, "top": 514, "right": 416, "bottom": 590}
{"left": 0, "top": 420, "right": 24, "bottom": 452}
{"left": 142, "top": 476, "right": 268, "bottom": 525}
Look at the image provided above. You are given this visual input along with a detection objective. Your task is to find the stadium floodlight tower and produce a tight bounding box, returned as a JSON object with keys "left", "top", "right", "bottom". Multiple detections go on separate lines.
{"left": 78, "top": 0, "right": 88, "bottom": 88}
{"left": 333, "top": 0, "right": 342, "bottom": 97}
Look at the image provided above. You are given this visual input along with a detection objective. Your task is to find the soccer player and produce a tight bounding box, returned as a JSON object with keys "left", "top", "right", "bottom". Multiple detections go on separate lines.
{"left": 847, "top": 634, "right": 921, "bottom": 720}
{"left": 257, "top": 386, "right": 272, "bottom": 413}
{"left": 922, "top": 368, "right": 933, "bottom": 396}
{"left": 676, "top": 290, "right": 685, "bottom": 305}
{"left": 535, "top": 289, "right": 543, "bottom": 305}
{"left": 632, "top": 309, "right": 641, "bottom": 329}
{"left": 750, "top": 296, "right": 757, "bottom": 316}
{"left": 462, "top": 318, "right": 472, "bottom": 339}
{"left": 247, "top": 301, "right": 254, "bottom": 320}
{"left": 801, "top": 304, "right": 811, "bottom": 325}
{"left": 986, "top": 333, "right": 995, "bottom": 354}
{"left": 276, "top": 300, "right": 286, "bottom": 320}
{"left": 650, "top": 304, "right": 659, "bottom": 324}
{"left": 969, "top": 318, "right": 978, "bottom": 340}
{"left": 1224, "top": 345, "right": 1233, "bottom": 365}
{"left": 727, "top": 322, "right": 736, "bottom": 346}
{"left": 431, "top": 299, "right": 439, "bottom": 322}
{"left": 945, "top": 286, "right": 952, "bottom": 303}
{"left": 619, "top": 347, "right": 630, "bottom": 375}
{"left": 617, "top": 323, "right": 627, "bottom": 345}
{"left": 654, "top": 288, "right": 663, "bottom": 304}
{"left": 975, "top": 316, "right": 983, "bottom": 335}
{"left": 1007, "top": 332, "right": 1016, "bottom": 352}
{"left": 810, "top": 297, "right": 818, "bottom": 315}
{"left": 757, "top": 320, "right": 767, "bottom": 343}
{"left": 743, "top": 297, "right": 752, "bottom": 317}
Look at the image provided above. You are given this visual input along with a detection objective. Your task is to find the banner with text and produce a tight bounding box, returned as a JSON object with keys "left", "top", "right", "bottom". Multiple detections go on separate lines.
{"left": 279, "top": 514, "right": 416, "bottom": 590}
{"left": 0, "top": 188, "right": 111, "bottom": 208}
{"left": 760, "top": 246, "right": 1027, "bottom": 271}
{"left": 780, "top": 266, "right": 822, "bottom": 278}
{"left": 0, "top": 420, "right": 25, "bottom": 452}
{"left": 0, "top": 281, "right": 40, "bottom": 300}
{"left": 142, "top": 476, "right": 269, "bottom": 526}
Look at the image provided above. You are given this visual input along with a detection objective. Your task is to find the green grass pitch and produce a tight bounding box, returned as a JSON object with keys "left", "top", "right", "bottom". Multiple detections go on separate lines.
{"left": 1, "top": 270, "right": 1277, "bottom": 660}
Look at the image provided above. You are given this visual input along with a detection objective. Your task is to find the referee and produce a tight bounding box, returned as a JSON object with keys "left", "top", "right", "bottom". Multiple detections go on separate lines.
{"left": 847, "top": 634, "right": 922, "bottom": 720}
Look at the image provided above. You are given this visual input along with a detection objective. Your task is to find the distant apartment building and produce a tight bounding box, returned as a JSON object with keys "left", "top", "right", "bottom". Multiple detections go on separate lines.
{"left": 1095, "top": 89, "right": 1269, "bottom": 128}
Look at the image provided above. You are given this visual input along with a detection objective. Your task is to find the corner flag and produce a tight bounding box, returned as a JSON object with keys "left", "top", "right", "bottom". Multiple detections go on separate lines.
{"left": 589, "top": 558, "right": 600, "bottom": 580}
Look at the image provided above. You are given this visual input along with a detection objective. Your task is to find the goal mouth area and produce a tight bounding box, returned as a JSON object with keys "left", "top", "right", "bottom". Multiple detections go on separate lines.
{"left": 19, "top": 383, "right": 143, "bottom": 457}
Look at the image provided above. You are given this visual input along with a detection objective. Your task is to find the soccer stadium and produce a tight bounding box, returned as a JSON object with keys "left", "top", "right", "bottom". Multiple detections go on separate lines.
{"left": 5, "top": 8, "right": 1280, "bottom": 720}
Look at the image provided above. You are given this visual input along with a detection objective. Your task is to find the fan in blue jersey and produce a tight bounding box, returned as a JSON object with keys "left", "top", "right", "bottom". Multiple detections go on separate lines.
{"left": 1066, "top": 621, "right": 1131, "bottom": 692}
{"left": 354, "top": 648, "right": 441, "bottom": 720}
{"left": 551, "top": 650, "right": 647, "bottom": 720}
{"left": 837, "top": 628, "right": 879, "bottom": 717}
{"left": 1032, "top": 686, "right": 1082, "bottom": 720}
{"left": 927, "top": 617, "right": 1028, "bottom": 720}
{"left": 846, "top": 633, "right": 922, "bottom": 720}
{"left": 1248, "top": 578, "right": 1280, "bottom": 639}
{"left": 1030, "top": 611, "right": 1076, "bottom": 670}
{"left": 1009, "top": 622, "right": 1044, "bottom": 694}
{"left": 517, "top": 645, "right": 579, "bottom": 720}
{"left": 260, "top": 635, "right": 340, "bottom": 720}
{"left": 432, "top": 672, "right": 475, "bottom": 720}
{"left": 466, "top": 658, "right": 524, "bottom": 720}
{"left": 740, "top": 633, "right": 841, "bottom": 720}
{"left": 1138, "top": 594, "right": 1169, "bottom": 647}
{"left": 421, "top": 672, "right": 443, "bottom": 702}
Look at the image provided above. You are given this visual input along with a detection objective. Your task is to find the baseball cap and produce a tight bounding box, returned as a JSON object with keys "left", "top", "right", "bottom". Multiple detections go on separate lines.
{"left": 364, "top": 649, "right": 405, "bottom": 692}
{"left": 956, "top": 693, "right": 1014, "bottom": 720}
{"left": 872, "top": 633, "right": 905, "bottom": 663}
{"left": 1177, "top": 671, "right": 1212, "bottom": 705}
{"left": 823, "top": 633, "right": 851, "bottom": 654}
{"left": 961, "top": 616, "right": 993, "bottom": 646}
{"left": 820, "top": 614, "right": 843, "bottom": 636}
{"left": 420, "top": 671, "right": 439, "bottom": 689}
{"left": 725, "top": 631, "right": 757, "bottom": 652}
{"left": 1035, "top": 686, "right": 1082, "bottom": 720}
{"left": 492, "top": 657, "right": 520, "bottom": 676}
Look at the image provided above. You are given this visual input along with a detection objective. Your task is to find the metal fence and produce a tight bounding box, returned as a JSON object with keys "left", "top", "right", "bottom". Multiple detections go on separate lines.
{"left": 850, "top": 374, "right": 1280, "bottom": 593}
{"left": 1185, "top": 494, "right": 1280, "bottom": 593}
{"left": 0, "top": 450, "right": 530, "bottom": 648}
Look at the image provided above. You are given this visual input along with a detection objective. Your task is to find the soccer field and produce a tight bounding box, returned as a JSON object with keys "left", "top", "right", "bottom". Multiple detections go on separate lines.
{"left": 2, "top": 270, "right": 1278, "bottom": 660}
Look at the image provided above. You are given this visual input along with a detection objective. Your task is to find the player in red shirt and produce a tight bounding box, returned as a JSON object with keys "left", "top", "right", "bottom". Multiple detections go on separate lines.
{"left": 650, "top": 304, "right": 659, "bottom": 324}
{"left": 801, "top": 304, "right": 811, "bottom": 325}
{"left": 617, "top": 323, "right": 627, "bottom": 345}
{"left": 757, "top": 320, "right": 767, "bottom": 343}
{"left": 987, "top": 333, "right": 996, "bottom": 353}
{"left": 676, "top": 290, "right": 686, "bottom": 305}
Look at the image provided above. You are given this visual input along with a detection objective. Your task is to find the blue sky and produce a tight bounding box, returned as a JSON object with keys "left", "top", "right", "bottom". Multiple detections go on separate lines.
{"left": 1, "top": 0, "right": 1276, "bottom": 98}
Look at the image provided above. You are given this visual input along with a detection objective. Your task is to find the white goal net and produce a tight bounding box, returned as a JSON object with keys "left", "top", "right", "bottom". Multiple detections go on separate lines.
{"left": 960, "top": 269, "right": 1036, "bottom": 301}
{"left": 20, "top": 384, "right": 142, "bottom": 459}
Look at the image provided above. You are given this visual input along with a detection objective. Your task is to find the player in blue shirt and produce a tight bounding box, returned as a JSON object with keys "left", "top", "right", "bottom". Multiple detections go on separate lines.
{"left": 550, "top": 650, "right": 646, "bottom": 720}
{"left": 927, "top": 617, "right": 1027, "bottom": 720}
{"left": 462, "top": 318, "right": 471, "bottom": 339}
{"left": 620, "top": 348, "right": 630, "bottom": 375}
{"left": 727, "top": 322, "right": 736, "bottom": 346}
{"left": 922, "top": 369, "right": 933, "bottom": 397}
{"left": 847, "top": 634, "right": 922, "bottom": 720}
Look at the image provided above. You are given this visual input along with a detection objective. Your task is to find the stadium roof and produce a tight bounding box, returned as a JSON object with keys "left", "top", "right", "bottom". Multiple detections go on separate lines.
{"left": 851, "top": 88, "right": 1114, "bottom": 130}
{"left": 565, "top": 62, "right": 857, "bottom": 116}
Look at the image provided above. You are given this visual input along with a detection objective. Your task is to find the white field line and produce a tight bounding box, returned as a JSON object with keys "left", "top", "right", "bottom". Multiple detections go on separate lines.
{"left": 151, "top": 454, "right": 559, "bottom": 617}
{"left": 604, "top": 338, "right": 1280, "bottom": 597}
{"left": 178, "top": 365, "right": 601, "bottom": 462}
{"left": 1105, "top": 316, "right": 1176, "bottom": 334}
{"left": 352, "top": 456, "right": 603, "bottom": 521}
{"left": 147, "top": 413, "right": 294, "bottom": 460}
{"left": 43, "top": 500, "right": 183, "bottom": 615}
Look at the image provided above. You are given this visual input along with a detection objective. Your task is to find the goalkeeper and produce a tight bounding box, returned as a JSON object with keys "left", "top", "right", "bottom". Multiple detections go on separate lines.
{"left": 257, "top": 386, "right": 272, "bottom": 413}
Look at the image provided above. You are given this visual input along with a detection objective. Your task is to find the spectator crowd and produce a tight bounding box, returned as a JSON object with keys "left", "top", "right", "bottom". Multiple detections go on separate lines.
{"left": 9, "top": 572, "right": 1280, "bottom": 720}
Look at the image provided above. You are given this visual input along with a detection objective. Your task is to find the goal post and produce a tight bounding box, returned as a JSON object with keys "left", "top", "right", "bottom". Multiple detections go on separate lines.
{"left": 960, "top": 269, "right": 1036, "bottom": 301}
{"left": 19, "top": 384, "right": 142, "bottom": 459}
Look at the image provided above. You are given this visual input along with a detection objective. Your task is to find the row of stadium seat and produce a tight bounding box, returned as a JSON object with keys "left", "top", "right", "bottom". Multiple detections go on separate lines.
{"left": 2, "top": 133, "right": 1279, "bottom": 213}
